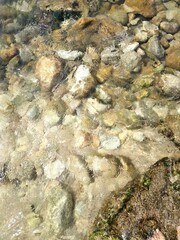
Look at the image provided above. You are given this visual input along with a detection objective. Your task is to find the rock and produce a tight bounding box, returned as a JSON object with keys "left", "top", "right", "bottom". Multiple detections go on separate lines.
{"left": 84, "top": 98, "right": 108, "bottom": 115}
{"left": 121, "top": 51, "right": 142, "bottom": 72}
{"left": 7, "top": 151, "right": 36, "bottom": 181}
{"left": 99, "top": 135, "right": 121, "bottom": 150}
{"left": 165, "top": 41, "right": 180, "bottom": 70}
{"left": 142, "top": 21, "right": 159, "bottom": 37}
{"left": 44, "top": 160, "right": 66, "bottom": 179}
{"left": 56, "top": 49, "right": 83, "bottom": 60}
{"left": 82, "top": 46, "right": 99, "bottom": 65}
{"left": 135, "top": 29, "right": 148, "bottom": 43}
{"left": 0, "top": 5, "right": 17, "bottom": 18}
{"left": 0, "top": 94, "right": 13, "bottom": 112}
{"left": 132, "top": 131, "right": 145, "bottom": 142}
{"left": 43, "top": 181, "right": 74, "bottom": 235}
{"left": 42, "top": 100, "right": 66, "bottom": 127}
{"left": 95, "top": 85, "right": 112, "bottom": 104}
{"left": 121, "top": 42, "right": 139, "bottom": 53}
{"left": 166, "top": 9, "right": 180, "bottom": 25}
{"left": 101, "top": 110, "right": 118, "bottom": 127}
{"left": 125, "top": 0, "right": 157, "bottom": 18}
{"left": 19, "top": 45, "right": 34, "bottom": 63}
{"left": 147, "top": 35, "right": 165, "bottom": 59}
{"left": 100, "top": 46, "right": 120, "bottom": 64}
{"left": 86, "top": 155, "right": 118, "bottom": 178}
{"left": 35, "top": 56, "right": 62, "bottom": 91}
{"left": 26, "top": 105, "right": 40, "bottom": 120}
{"left": 67, "top": 16, "right": 123, "bottom": 50}
{"left": 0, "top": 45, "right": 18, "bottom": 62}
{"left": 108, "top": 5, "right": 128, "bottom": 25}
{"left": 166, "top": 115, "right": 180, "bottom": 145}
{"left": 67, "top": 65, "right": 96, "bottom": 98}
{"left": 62, "top": 93, "right": 81, "bottom": 112}
{"left": 160, "top": 21, "right": 179, "bottom": 34}
{"left": 160, "top": 36, "right": 170, "bottom": 49}
{"left": 160, "top": 74, "right": 180, "bottom": 98}
{"left": 96, "top": 63, "right": 113, "bottom": 83}
{"left": 15, "top": 26, "right": 40, "bottom": 43}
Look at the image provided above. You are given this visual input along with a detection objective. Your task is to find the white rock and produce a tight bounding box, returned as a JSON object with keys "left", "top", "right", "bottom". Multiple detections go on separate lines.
{"left": 43, "top": 109, "right": 60, "bottom": 127}
{"left": 161, "top": 74, "right": 180, "bottom": 98}
{"left": 132, "top": 131, "right": 145, "bottom": 142}
{"left": 152, "top": 105, "right": 168, "bottom": 119}
{"left": 122, "top": 42, "right": 139, "bottom": 53}
{"left": 57, "top": 49, "right": 83, "bottom": 60}
{"left": 101, "top": 46, "right": 120, "bottom": 63}
{"left": 68, "top": 65, "right": 95, "bottom": 98}
{"left": 44, "top": 160, "right": 65, "bottom": 179}
{"left": 100, "top": 135, "right": 121, "bottom": 150}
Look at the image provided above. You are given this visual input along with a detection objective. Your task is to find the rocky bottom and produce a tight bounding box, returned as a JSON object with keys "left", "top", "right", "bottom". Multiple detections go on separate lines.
{"left": 89, "top": 157, "right": 180, "bottom": 240}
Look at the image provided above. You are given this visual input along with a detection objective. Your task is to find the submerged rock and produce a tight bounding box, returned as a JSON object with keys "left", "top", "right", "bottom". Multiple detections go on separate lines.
{"left": 89, "top": 157, "right": 180, "bottom": 240}
{"left": 35, "top": 56, "right": 62, "bottom": 91}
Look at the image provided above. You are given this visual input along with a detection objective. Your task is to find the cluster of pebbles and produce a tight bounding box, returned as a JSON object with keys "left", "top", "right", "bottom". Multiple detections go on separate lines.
{"left": 0, "top": 0, "right": 179, "bottom": 239}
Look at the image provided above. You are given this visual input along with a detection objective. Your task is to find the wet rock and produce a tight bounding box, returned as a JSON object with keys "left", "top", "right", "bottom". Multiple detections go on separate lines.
{"left": 108, "top": 5, "right": 128, "bottom": 25}
{"left": 42, "top": 181, "right": 74, "bottom": 236}
{"left": 101, "top": 46, "right": 120, "bottom": 64}
{"left": 15, "top": 26, "right": 40, "bottom": 43}
{"left": 99, "top": 134, "right": 121, "bottom": 150}
{"left": 83, "top": 46, "right": 100, "bottom": 65}
{"left": 19, "top": 45, "right": 34, "bottom": 63}
{"left": 0, "top": 5, "right": 17, "bottom": 19}
{"left": 89, "top": 158, "right": 180, "bottom": 240}
{"left": 56, "top": 49, "right": 83, "bottom": 60}
{"left": 160, "top": 36, "right": 170, "bottom": 48}
{"left": 165, "top": 115, "right": 180, "bottom": 145}
{"left": 96, "top": 63, "right": 113, "bottom": 83}
{"left": 0, "top": 93, "right": 13, "bottom": 112}
{"left": 159, "top": 74, "right": 180, "bottom": 98}
{"left": 42, "top": 100, "right": 66, "bottom": 127}
{"left": 121, "top": 51, "right": 142, "bottom": 72}
{"left": 0, "top": 45, "right": 18, "bottom": 62}
{"left": 67, "top": 16, "right": 123, "bottom": 50}
{"left": 84, "top": 98, "right": 108, "bottom": 115}
{"left": 124, "top": 0, "right": 157, "bottom": 18}
{"left": 166, "top": 9, "right": 180, "bottom": 25}
{"left": 146, "top": 35, "right": 165, "bottom": 59}
{"left": 121, "top": 41, "right": 139, "bottom": 53}
{"left": 101, "top": 110, "right": 118, "bottom": 127}
{"left": 7, "top": 151, "right": 36, "bottom": 181}
{"left": 67, "top": 64, "right": 96, "bottom": 98}
{"left": 165, "top": 41, "right": 180, "bottom": 70}
{"left": 160, "top": 21, "right": 179, "bottom": 34}
{"left": 95, "top": 85, "right": 112, "bottom": 104}
{"left": 35, "top": 55, "right": 62, "bottom": 91}
{"left": 44, "top": 160, "right": 66, "bottom": 179}
{"left": 26, "top": 105, "right": 40, "bottom": 120}
{"left": 86, "top": 155, "right": 118, "bottom": 178}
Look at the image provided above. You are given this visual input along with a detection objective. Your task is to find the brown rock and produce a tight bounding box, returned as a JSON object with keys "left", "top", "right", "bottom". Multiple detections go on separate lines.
{"left": 165, "top": 41, "right": 180, "bottom": 70}
{"left": 96, "top": 63, "right": 113, "bottom": 83}
{"left": 0, "top": 45, "right": 18, "bottom": 62}
{"left": 67, "top": 16, "right": 123, "bottom": 50}
{"left": 124, "top": 0, "right": 163, "bottom": 18}
{"left": 35, "top": 56, "right": 62, "bottom": 91}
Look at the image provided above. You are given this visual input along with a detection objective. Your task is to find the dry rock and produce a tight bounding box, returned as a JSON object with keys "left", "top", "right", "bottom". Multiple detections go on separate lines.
{"left": 35, "top": 56, "right": 62, "bottom": 91}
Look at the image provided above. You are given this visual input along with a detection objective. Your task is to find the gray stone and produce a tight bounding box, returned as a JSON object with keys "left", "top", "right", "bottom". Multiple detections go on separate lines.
{"left": 57, "top": 49, "right": 83, "bottom": 61}
{"left": 121, "top": 51, "right": 142, "bottom": 72}
{"left": 147, "top": 36, "right": 165, "bottom": 59}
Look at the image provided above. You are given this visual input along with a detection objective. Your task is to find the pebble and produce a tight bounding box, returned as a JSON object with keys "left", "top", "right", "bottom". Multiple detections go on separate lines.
{"left": 160, "top": 21, "right": 179, "bottom": 34}
{"left": 147, "top": 35, "right": 165, "bottom": 59}
{"left": 35, "top": 56, "right": 62, "bottom": 91}
{"left": 121, "top": 51, "right": 142, "bottom": 72}
{"left": 100, "top": 135, "right": 121, "bottom": 150}
{"left": 56, "top": 49, "right": 83, "bottom": 61}
{"left": 67, "top": 65, "right": 96, "bottom": 98}
{"left": 44, "top": 160, "right": 66, "bottom": 179}
{"left": 122, "top": 42, "right": 139, "bottom": 53}
{"left": 160, "top": 74, "right": 180, "bottom": 98}
{"left": 101, "top": 46, "right": 120, "bottom": 64}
